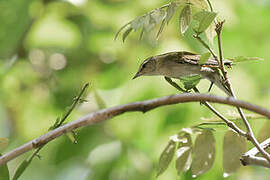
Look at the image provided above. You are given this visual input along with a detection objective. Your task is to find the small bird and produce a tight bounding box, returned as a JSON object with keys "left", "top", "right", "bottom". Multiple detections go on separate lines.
{"left": 132, "top": 51, "right": 232, "bottom": 96}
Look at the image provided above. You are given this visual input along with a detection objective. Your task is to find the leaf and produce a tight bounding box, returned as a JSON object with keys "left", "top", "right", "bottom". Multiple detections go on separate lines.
{"left": 131, "top": 16, "right": 146, "bottom": 31}
{"left": 229, "top": 56, "right": 264, "bottom": 63}
{"left": 193, "top": 11, "right": 217, "bottom": 33}
{"left": 156, "top": 19, "right": 166, "bottom": 40}
{"left": 93, "top": 90, "right": 106, "bottom": 109}
{"left": 114, "top": 21, "right": 131, "bottom": 40}
{"left": 151, "top": 9, "right": 166, "bottom": 25}
{"left": 66, "top": 131, "right": 77, "bottom": 144}
{"left": 0, "top": 153, "right": 10, "bottom": 180}
{"left": 190, "top": 0, "right": 209, "bottom": 9}
{"left": 258, "top": 121, "right": 270, "bottom": 154}
{"left": 12, "top": 160, "right": 32, "bottom": 180}
{"left": 191, "top": 130, "right": 216, "bottom": 176}
{"left": 179, "top": 5, "right": 191, "bottom": 35}
{"left": 175, "top": 133, "right": 193, "bottom": 175}
{"left": 166, "top": 2, "right": 179, "bottom": 24}
{"left": 180, "top": 75, "right": 202, "bottom": 90}
{"left": 199, "top": 52, "right": 211, "bottom": 65}
{"left": 157, "top": 140, "right": 176, "bottom": 177}
{"left": 223, "top": 130, "right": 247, "bottom": 175}
{"left": 122, "top": 27, "right": 133, "bottom": 42}
{"left": 205, "top": 22, "right": 216, "bottom": 44}
{"left": 0, "top": 138, "right": 9, "bottom": 151}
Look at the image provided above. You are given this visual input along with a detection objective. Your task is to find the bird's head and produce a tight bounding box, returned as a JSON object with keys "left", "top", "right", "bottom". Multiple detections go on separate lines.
{"left": 132, "top": 56, "right": 157, "bottom": 79}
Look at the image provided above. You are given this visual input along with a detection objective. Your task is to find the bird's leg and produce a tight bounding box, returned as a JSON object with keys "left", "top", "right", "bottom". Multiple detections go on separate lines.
{"left": 208, "top": 82, "right": 214, "bottom": 93}
{"left": 193, "top": 87, "right": 205, "bottom": 105}
{"left": 164, "top": 76, "right": 188, "bottom": 93}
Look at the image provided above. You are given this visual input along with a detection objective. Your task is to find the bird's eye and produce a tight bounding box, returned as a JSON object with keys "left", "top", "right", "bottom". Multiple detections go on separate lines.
{"left": 142, "top": 63, "right": 146, "bottom": 69}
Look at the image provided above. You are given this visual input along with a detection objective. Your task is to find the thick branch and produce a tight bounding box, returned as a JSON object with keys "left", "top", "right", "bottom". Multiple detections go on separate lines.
{"left": 1, "top": 93, "right": 270, "bottom": 166}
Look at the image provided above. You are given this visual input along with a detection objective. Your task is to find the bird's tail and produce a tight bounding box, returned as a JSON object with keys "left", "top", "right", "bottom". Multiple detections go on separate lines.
{"left": 209, "top": 73, "right": 232, "bottom": 96}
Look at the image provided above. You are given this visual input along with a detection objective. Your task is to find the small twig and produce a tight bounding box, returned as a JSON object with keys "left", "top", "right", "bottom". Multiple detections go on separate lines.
{"left": 215, "top": 21, "right": 270, "bottom": 162}
{"left": 193, "top": 34, "right": 218, "bottom": 61}
{"left": 240, "top": 155, "right": 270, "bottom": 168}
{"left": 193, "top": 87, "right": 246, "bottom": 137}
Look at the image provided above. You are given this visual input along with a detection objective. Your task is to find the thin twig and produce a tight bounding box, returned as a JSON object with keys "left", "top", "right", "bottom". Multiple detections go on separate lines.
{"left": 193, "top": 34, "right": 218, "bottom": 61}
{"left": 193, "top": 87, "right": 246, "bottom": 137}
{"left": 1, "top": 93, "right": 270, "bottom": 166}
{"left": 215, "top": 21, "right": 270, "bottom": 162}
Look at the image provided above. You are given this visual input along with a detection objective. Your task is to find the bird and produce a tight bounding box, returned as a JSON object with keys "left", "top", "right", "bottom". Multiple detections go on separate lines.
{"left": 132, "top": 51, "right": 232, "bottom": 96}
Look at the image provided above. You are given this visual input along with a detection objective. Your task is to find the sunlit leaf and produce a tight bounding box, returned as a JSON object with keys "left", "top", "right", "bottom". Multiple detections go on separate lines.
{"left": 157, "top": 140, "right": 176, "bottom": 177}
{"left": 166, "top": 2, "right": 179, "bottom": 24}
{"left": 199, "top": 52, "right": 211, "bottom": 65}
{"left": 190, "top": 0, "right": 209, "bottom": 9}
{"left": 0, "top": 153, "right": 9, "bottom": 180}
{"left": 114, "top": 21, "right": 131, "bottom": 40}
{"left": 175, "top": 133, "right": 192, "bottom": 175}
{"left": 229, "top": 56, "right": 263, "bottom": 63}
{"left": 223, "top": 130, "right": 247, "bottom": 175}
{"left": 205, "top": 22, "right": 216, "bottom": 44}
{"left": 131, "top": 16, "right": 146, "bottom": 31}
{"left": 12, "top": 160, "right": 32, "bottom": 180}
{"left": 193, "top": 11, "right": 217, "bottom": 33}
{"left": 180, "top": 75, "right": 202, "bottom": 90}
{"left": 191, "top": 130, "right": 216, "bottom": 176}
{"left": 151, "top": 9, "right": 166, "bottom": 25}
{"left": 0, "top": 138, "right": 9, "bottom": 151}
{"left": 179, "top": 5, "right": 191, "bottom": 35}
{"left": 122, "top": 27, "right": 133, "bottom": 43}
{"left": 156, "top": 19, "right": 166, "bottom": 40}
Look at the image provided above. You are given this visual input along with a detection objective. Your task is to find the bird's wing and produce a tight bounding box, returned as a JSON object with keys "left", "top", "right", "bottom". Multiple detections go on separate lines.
{"left": 175, "top": 52, "right": 219, "bottom": 66}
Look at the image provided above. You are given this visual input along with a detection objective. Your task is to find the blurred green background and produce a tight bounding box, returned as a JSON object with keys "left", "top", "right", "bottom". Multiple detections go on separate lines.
{"left": 0, "top": 0, "right": 270, "bottom": 179}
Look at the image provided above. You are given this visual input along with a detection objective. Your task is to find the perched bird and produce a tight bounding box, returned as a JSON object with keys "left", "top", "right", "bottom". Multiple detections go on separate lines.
{"left": 132, "top": 51, "right": 232, "bottom": 96}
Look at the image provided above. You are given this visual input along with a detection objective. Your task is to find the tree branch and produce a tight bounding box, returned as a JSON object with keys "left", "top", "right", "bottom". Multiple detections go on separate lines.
{"left": 1, "top": 93, "right": 270, "bottom": 166}
{"left": 215, "top": 21, "right": 270, "bottom": 162}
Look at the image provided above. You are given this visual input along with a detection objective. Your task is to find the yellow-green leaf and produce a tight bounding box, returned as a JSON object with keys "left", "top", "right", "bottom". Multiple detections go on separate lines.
{"left": 190, "top": 0, "right": 209, "bottom": 10}
{"left": 223, "top": 130, "right": 247, "bottom": 175}
{"left": 157, "top": 140, "right": 176, "bottom": 177}
{"left": 166, "top": 2, "right": 179, "bottom": 24}
{"left": 179, "top": 5, "right": 191, "bottom": 35}
{"left": 230, "top": 56, "right": 263, "bottom": 63}
{"left": 193, "top": 11, "right": 217, "bottom": 33}
{"left": 199, "top": 52, "right": 211, "bottom": 65}
{"left": 12, "top": 160, "right": 31, "bottom": 180}
{"left": 175, "top": 133, "right": 192, "bottom": 175}
{"left": 0, "top": 153, "right": 10, "bottom": 180}
{"left": 191, "top": 130, "right": 216, "bottom": 176}
{"left": 122, "top": 27, "right": 133, "bottom": 42}
{"left": 180, "top": 75, "right": 202, "bottom": 90}
{"left": 156, "top": 19, "right": 166, "bottom": 40}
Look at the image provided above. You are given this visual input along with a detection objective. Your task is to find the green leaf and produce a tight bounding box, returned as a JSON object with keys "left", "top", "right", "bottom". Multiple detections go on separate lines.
{"left": 179, "top": 5, "right": 191, "bottom": 35}
{"left": 0, "top": 154, "right": 10, "bottom": 180}
{"left": 166, "top": 2, "right": 179, "bottom": 24}
{"left": 230, "top": 56, "right": 264, "bottom": 63}
{"left": 156, "top": 19, "right": 166, "bottom": 40}
{"left": 175, "top": 133, "right": 193, "bottom": 175}
{"left": 180, "top": 75, "right": 202, "bottom": 90}
{"left": 66, "top": 131, "right": 77, "bottom": 144}
{"left": 223, "top": 130, "right": 247, "bottom": 176}
{"left": 190, "top": 0, "right": 209, "bottom": 9}
{"left": 157, "top": 140, "right": 176, "bottom": 177}
{"left": 122, "top": 27, "right": 133, "bottom": 43}
{"left": 0, "top": 138, "right": 9, "bottom": 151}
{"left": 12, "top": 160, "right": 31, "bottom": 180}
{"left": 191, "top": 130, "right": 216, "bottom": 177}
{"left": 114, "top": 21, "right": 131, "bottom": 40}
{"left": 93, "top": 90, "right": 106, "bottom": 109}
{"left": 193, "top": 11, "right": 217, "bottom": 33}
{"left": 131, "top": 16, "right": 146, "bottom": 31}
{"left": 151, "top": 9, "right": 166, "bottom": 25}
{"left": 205, "top": 22, "right": 216, "bottom": 44}
{"left": 199, "top": 52, "right": 211, "bottom": 65}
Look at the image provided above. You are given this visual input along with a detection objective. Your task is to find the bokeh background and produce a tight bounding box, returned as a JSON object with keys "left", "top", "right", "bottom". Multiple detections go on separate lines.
{"left": 1, "top": 0, "right": 270, "bottom": 179}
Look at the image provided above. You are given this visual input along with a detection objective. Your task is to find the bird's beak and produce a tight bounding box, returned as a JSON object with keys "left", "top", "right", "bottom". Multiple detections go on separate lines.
{"left": 132, "top": 71, "right": 141, "bottom": 79}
